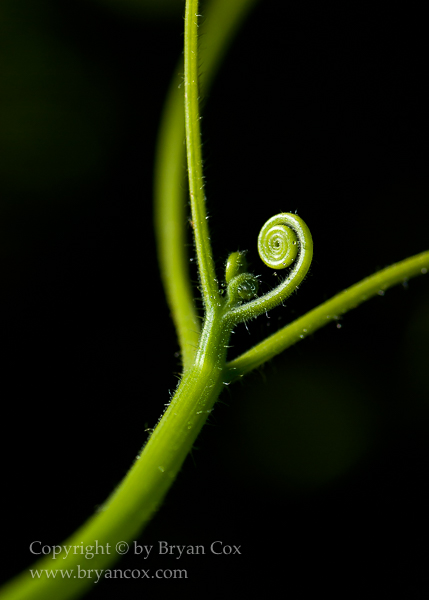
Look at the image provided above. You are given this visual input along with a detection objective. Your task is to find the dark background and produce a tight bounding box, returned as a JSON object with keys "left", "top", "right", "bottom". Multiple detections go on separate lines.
{"left": 1, "top": 0, "right": 428, "bottom": 597}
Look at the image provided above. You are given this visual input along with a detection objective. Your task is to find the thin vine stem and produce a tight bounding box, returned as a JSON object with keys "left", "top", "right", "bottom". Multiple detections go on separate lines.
{"left": 154, "top": 0, "right": 259, "bottom": 371}
{"left": 184, "top": 0, "right": 219, "bottom": 310}
{"left": 225, "top": 251, "right": 429, "bottom": 381}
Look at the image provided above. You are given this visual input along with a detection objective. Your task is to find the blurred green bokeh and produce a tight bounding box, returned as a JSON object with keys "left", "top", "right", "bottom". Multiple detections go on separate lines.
{"left": 227, "top": 357, "right": 376, "bottom": 491}
{"left": 0, "top": 0, "right": 116, "bottom": 196}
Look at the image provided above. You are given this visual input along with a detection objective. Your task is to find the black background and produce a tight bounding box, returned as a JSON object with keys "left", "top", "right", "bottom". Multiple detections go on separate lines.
{"left": 1, "top": 0, "right": 428, "bottom": 597}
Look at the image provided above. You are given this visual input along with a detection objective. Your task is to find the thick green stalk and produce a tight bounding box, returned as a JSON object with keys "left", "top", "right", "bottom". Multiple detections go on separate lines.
{"left": 0, "top": 2, "right": 240, "bottom": 599}
{"left": 0, "top": 317, "right": 230, "bottom": 600}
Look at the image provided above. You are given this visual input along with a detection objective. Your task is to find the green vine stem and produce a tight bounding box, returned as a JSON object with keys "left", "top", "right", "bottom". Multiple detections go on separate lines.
{"left": 154, "top": 0, "right": 259, "bottom": 371}
{"left": 153, "top": 74, "right": 201, "bottom": 370}
{"left": 0, "top": 2, "right": 261, "bottom": 600}
{"left": 1, "top": 1, "right": 428, "bottom": 599}
{"left": 225, "top": 250, "right": 429, "bottom": 381}
{"left": 184, "top": 0, "right": 219, "bottom": 310}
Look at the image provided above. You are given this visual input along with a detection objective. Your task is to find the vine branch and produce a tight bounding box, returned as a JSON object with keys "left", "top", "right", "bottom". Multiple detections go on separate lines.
{"left": 225, "top": 250, "right": 429, "bottom": 381}
{"left": 184, "top": 0, "right": 219, "bottom": 310}
{"left": 154, "top": 0, "right": 259, "bottom": 371}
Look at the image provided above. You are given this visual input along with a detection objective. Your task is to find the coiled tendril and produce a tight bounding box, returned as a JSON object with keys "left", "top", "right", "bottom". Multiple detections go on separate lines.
{"left": 224, "top": 213, "right": 313, "bottom": 325}
{"left": 257, "top": 215, "right": 299, "bottom": 269}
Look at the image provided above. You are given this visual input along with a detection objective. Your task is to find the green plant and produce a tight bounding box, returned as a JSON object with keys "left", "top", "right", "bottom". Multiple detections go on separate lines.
{"left": 1, "top": 0, "right": 428, "bottom": 598}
